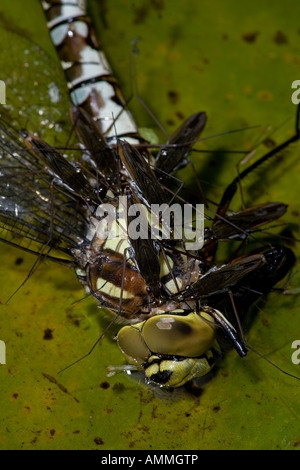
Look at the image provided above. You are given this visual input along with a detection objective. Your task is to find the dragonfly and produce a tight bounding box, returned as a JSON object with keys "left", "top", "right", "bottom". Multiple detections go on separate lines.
{"left": 0, "top": 0, "right": 298, "bottom": 389}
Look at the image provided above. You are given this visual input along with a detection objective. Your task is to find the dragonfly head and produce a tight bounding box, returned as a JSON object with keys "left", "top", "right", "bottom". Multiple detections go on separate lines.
{"left": 115, "top": 311, "right": 221, "bottom": 387}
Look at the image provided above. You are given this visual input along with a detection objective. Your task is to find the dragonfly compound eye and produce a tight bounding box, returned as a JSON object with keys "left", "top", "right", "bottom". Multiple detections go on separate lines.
{"left": 141, "top": 312, "right": 216, "bottom": 357}
{"left": 117, "top": 322, "right": 150, "bottom": 365}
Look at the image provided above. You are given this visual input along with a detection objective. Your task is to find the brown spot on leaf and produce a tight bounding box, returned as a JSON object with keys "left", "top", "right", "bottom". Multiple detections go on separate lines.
{"left": 94, "top": 437, "right": 104, "bottom": 445}
{"left": 167, "top": 90, "right": 179, "bottom": 104}
{"left": 274, "top": 31, "right": 288, "bottom": 44}
{"left": 175, "top": 111, "right": 185, "bottom": 120}
{"left": 43, "top": 328, "right": 53, "bottom": 340}
{"left": 263, "top": 137, "right": 276, "bottom": 148}
{"left": 100, "top": 381, "right": 110, "bottom": 389}
{"left": 242, "top": 31, "right": 259, "bottom": 43}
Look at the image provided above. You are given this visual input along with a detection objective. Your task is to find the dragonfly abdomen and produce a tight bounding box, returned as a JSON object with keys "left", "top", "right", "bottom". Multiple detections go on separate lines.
{"left": 41, "top": 0, "right": 144, "bottom": 146}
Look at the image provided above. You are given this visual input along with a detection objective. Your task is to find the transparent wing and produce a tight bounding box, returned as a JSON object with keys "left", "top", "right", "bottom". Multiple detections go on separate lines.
{"left": 0, "top": 118, "right": 86, "bottom": 261}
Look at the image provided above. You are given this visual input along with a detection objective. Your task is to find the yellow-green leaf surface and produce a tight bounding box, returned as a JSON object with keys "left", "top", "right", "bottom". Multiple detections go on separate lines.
{"left": 0, "top": 0, "right": 300, "bottom": 450}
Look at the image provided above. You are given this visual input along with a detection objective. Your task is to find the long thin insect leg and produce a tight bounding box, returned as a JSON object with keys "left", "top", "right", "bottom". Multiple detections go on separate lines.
{"left": 228, "top": 290, "right": 300, "bottom": 381}
{"left": 217, "top": 104, "right": 300, "bottom": 219}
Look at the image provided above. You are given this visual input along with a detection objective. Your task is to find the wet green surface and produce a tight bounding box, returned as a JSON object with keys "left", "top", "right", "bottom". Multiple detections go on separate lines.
{"left": 0, "top": 0, "right": 299, "bottom": 450}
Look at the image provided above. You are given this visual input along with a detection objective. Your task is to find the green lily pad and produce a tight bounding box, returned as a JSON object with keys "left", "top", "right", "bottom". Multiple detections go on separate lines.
{"left": 0, "top": 0, "right": 299, "bottom": 450}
